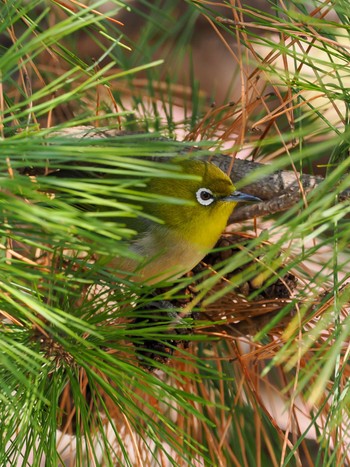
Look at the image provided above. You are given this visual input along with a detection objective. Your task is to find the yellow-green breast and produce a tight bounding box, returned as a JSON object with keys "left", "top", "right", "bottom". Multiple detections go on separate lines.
{"left": 118, "top": 159, "right": 238, "bottom": 283}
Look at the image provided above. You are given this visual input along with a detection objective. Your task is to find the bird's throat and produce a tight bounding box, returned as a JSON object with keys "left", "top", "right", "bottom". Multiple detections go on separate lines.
{"left": 120, "top": 225, "right": 211, "bottom": 284}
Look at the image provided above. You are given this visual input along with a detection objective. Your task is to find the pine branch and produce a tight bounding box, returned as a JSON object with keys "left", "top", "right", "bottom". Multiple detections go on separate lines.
{"left": 44, "top": 126, "right": 350, "bottom": 223}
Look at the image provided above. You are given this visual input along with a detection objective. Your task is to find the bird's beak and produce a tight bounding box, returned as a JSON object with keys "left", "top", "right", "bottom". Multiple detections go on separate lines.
{"left": 223, "top": 191, "right": 261, "bottom": 203}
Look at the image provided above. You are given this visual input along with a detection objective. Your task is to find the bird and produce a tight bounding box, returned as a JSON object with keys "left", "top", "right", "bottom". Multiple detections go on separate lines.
{"left": 111, "top": 158, "right": 260, "bottom": 284}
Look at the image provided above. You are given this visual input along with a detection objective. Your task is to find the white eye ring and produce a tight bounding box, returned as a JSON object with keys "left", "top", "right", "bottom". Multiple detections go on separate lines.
{"left": 196, "top": 187, "right": 215, "bottom": 206}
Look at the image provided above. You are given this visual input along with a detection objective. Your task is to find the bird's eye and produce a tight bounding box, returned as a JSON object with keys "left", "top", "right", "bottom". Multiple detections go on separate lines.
{"left": 196, "top": 188, "right": 215, "bottom": 206}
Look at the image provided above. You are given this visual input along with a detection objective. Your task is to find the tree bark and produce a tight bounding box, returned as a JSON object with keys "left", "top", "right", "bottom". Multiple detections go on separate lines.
{"left": 46, "top": 126, "right": 350, "bottom": 222}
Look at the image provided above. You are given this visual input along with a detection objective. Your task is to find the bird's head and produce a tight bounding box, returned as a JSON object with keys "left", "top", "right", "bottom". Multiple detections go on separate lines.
{"left": 143, "top": 159, "right": 259, "bottom": 250}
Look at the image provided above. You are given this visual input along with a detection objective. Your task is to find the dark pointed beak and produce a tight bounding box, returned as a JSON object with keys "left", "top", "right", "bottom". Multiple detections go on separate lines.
{"left": 223, "top": 191, "right": 261, "bottom": 203}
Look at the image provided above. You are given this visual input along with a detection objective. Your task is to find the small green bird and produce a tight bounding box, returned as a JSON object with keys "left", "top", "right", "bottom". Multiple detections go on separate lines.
{"left": 114, "top": 159, "right": 260, "bottom": 284}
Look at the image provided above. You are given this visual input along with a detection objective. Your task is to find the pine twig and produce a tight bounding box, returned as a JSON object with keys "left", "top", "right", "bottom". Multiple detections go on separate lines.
{"left": 44, "top": 126, "right": 350, "bottom": 223}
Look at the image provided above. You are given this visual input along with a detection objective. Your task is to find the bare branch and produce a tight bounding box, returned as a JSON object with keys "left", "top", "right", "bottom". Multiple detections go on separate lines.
{"left": 211, "top": 155, "right": 322, "bottom": 200}
{"left": 211, "top": 156, "right": 350, "bottom": 222}
{"left": 44, "top": 126, "right": 350, "bottom": 223}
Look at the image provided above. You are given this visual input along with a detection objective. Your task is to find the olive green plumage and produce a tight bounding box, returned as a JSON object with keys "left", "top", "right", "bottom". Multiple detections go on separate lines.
{"left": 116, "top": 159, "right": 259, "bottom": 284}
{"left": 47, "top": 157, "right": 259, "bottom": 283}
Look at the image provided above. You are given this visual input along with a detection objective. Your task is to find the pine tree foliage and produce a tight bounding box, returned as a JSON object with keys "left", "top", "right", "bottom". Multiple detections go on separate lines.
{"left": 1, "top": 1, "right": 349, "bottom": 465}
